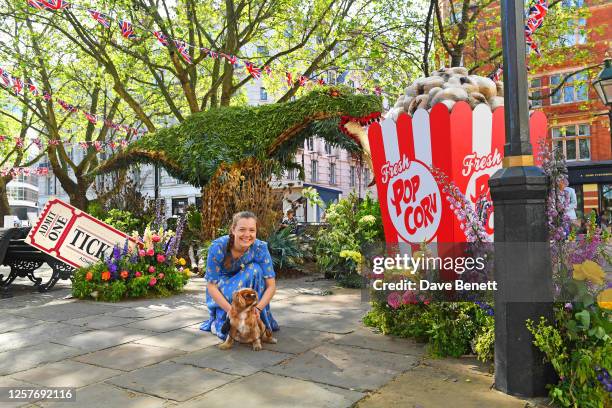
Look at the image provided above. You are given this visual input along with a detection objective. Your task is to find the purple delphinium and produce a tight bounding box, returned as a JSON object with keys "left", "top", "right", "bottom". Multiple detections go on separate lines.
{"left": 122, "top": 238, "right": 129, "bottom": 257}
{"left": 166, "top": 216, "right": 186, "bottom": 257}
{"left": 153, "top": 199, "right": 163, "bottom": 228}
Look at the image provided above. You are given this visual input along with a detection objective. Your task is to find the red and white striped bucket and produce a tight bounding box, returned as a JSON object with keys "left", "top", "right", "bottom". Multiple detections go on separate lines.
{"left": 368, "top": 101, "right": 548, "bottom": 245}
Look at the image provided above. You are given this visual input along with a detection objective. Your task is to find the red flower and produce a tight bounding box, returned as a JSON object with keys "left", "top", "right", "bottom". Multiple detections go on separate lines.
{"left": 120, "top": 270, "right": 129, "bottom": 279}
{"left": 101, "top": 271, "right": 111, "bottom": 281}
{"left": 146, "top": 248, "right": 155, "bottom": 256}
{"left": 85, "top": 272, "right": 93, "bottom": 281}
{"left": 152, "top": 234, "right": 161, "bottom": 243}
{"left": 148, "top": 265, "right": 156, "bottom": 273}
{"left": 149, "top": 277, "right": 157, "bottom": 286}
{"left": 135, "top": 271, "right": 142, "bottom": 277}
{"left": 158, "top": 273, "right": 164, "bottom": 280}
{"left": 138, "top": 249, "right": 146, "bottom": 257}
{"left": 156, "top": 254, "right": 166, "bottom": 263}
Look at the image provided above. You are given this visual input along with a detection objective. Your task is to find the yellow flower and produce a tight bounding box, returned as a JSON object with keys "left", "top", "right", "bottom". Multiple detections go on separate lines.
{"left": 597, "top": 288, "right": 612, "bottom": 310}
{"left": 178, "top": 258, "right": 187, "bottom": 266}
{"left": 572, "top": 260, "right": 605, "bottom": 285}
{"left": 183, "top": 268, "right": 191, "bottom": 275}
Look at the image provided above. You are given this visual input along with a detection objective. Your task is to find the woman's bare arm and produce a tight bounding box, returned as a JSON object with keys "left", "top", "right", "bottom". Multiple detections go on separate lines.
{"left": 256, "top": 278, "right": 276, "bottom": 311}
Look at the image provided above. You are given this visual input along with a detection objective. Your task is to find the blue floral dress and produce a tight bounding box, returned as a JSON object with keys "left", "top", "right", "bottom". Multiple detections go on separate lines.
{"left": 200, "top": 235, "right": 279, "bottom": 339}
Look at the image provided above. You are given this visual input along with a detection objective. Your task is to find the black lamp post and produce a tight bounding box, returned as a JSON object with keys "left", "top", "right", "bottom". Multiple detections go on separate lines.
{"left": 593, "top": 58, "right": 612, "bottom": 151}
{"left": 489, "top": 0, "right": 555, "bottom": 397}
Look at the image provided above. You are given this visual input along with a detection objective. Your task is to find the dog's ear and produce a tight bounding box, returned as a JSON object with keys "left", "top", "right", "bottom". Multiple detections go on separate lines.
{"left": 231, "top": 291, "right": 240, "bottom": 308}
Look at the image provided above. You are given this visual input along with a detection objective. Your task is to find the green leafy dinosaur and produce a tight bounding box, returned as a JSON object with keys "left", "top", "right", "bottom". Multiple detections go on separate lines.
{"left": 99, "top": 87, "right": 382, "bottom": 187}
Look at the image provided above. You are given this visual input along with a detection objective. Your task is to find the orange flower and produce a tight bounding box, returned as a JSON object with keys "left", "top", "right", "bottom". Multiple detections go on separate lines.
{"left": 101, "top": 271, "right": 111, "bottom": 281}
{"left": 597, "top": 288, "right": 612, "bottom": 310}
{"left": 120, "top": 270, "right": 129, "bottom": 279}
{"left": 85, "top": 272, "right": 93, "bottom": 281}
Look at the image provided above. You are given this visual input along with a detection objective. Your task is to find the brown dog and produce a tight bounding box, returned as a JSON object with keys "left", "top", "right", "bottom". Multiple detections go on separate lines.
{"left": 219, "top": 288, "right": 277, "bottom": 351}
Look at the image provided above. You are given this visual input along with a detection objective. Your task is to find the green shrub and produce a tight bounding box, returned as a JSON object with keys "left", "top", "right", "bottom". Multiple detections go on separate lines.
{"left": 314, "top": 192, "right": 383, "bottom": 286}
{"left": 266, "top": 227, "right": 303, "bottom": 274}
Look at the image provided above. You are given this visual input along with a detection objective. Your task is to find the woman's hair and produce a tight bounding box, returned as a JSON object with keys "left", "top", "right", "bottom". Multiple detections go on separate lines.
{"left": 223, "top": 211, "right": 258, "bottom": 269}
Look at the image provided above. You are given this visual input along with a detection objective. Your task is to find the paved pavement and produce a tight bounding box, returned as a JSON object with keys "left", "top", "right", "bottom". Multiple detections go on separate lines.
{"left": 0, "top": 268, "right": 425, "bottom": 408}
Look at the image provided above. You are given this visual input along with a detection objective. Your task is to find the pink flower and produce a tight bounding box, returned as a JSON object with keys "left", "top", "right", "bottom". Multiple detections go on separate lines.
{"left": 135, "top": 271, "right": 142, "bottom": 277}
{"left": 148, "top": 265, "right": 156, "bottom": 273}
{"left": 146, "top": 248, "right": 155, "bottom": 256}
{"left": 156, "top": 254, "right": 166, "bottom": 263}
{"left": 152, "top": 235, "right": 161, "bottom": 243}
{"left": 158, "top": 273, "right": 164, "bottom": 280}
{"left": 402, "top": 290, "right": 417, "bottom": 305}
{"left": 138, "top": 249, "right": 146, "bottom": 257}
{"left": 387, "top": 292, "right": 402, "bottom": 309}
{"left": 149, "top": 277, "right": 157, "bottom": 286}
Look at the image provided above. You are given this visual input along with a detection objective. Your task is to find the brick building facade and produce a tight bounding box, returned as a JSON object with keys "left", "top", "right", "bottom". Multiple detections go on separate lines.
{"left": 453, "top": 0, "right": 612, "bottom": 219}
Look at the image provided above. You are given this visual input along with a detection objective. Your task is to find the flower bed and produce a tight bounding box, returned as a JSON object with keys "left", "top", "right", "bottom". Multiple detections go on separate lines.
{"left": 72, "top": 226, "right": 190, "bottom": 302}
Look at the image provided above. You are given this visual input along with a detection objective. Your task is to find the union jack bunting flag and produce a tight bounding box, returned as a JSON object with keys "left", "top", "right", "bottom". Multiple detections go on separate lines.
{"left": 42, "top": 90, "right": 52, "bottom": 101}
{"left": 285, "top": 72, "right": 293, "bottom": 87}
{"left": 28, "top": 82, "right": 39, "bottom": 96}
{"left": 0, "top": 70, "right": 11, "bottom": 88}
{"left": 88, "top": 10, "right": 111, "bottom": 28}
{"left": 374, "top": 86, "right": 383, "bottom": 96}
{"left": 79, "top": 141, "right": 88, "bottom": 149}
{"left": 48, "top": 139, "right": 60, "bottom": 146}
{"left": 317, "top": 78, "right": 325, "bottom": 85}
{"left": 104, "top": 119, "right": 119, "bottom": 130}
{"left": 298, "top": 75, "right": 308, "bottom": 86}
{"left": 220, "top": 53, "right": 237, "bottom": 65}
{"left": 173, "top": 40, "right": 192, "bottom": 64}
{"left": 120, "top": 124, "right": 130, "bottom": 133}
{"left": 83, "top": 111, "right": 97, "bottom": 125}
{"left": 57, "top": 99, "right": 77, "bottom": 112}
{"left": 208, "top": 50, "right": 218, "bottom": 59}
{"left": 12, "top": 77, "right": 24, "bottom": 94}
{"left": 154, "top": 31, "right": 168, "bottom": 46}
{"left": 119, "top": 20, "right": 136, "bottom": 39}
{"left": 263, "top": 65, "right": 271, "bottom": 75}
{"left": 32, "top": 137, "right": 43, "bottom": 149}
{"left": 93, "top": 141, "right": 102, "bottom": 152}
{"left": 27, "top": 0, "right": 46, "bottom": 10}
{"left": 109, "top": 141, "right": 116, "bottom": 149}
{"left": 490, "top": 65, "right": 503, "bottom": 82}
{"left": 40, "top": 0, "right": 70, "bottom": 10}
{"left": 244, "top": 61, "right": 261, "bottom": 79}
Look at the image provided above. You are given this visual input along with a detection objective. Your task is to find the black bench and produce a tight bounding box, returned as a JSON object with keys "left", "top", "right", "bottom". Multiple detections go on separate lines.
{"left": 0, "top": 227, "right": 74, "bottom": 292}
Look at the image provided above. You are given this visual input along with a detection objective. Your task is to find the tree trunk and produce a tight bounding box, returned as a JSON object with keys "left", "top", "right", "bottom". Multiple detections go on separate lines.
{"left": 0, "top": 177, "right": 11, "bottom": 228}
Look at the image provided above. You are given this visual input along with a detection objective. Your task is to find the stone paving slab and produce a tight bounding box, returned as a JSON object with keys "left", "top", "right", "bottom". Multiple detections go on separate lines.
{"left": 175, "top": 371, "right": 365, "bottom": 408}
{"left": 73, "top": 343, "right": 186, "bottom": 372}
{"left": 0, "top": 315, "right": 47, "bottom": 334}
{"left": 0, "top": 376, "right": 40, "bottom": 408}
{"left": 0, "top": 342, "right": 86, "bottom": 376}
{"left": 104, "top": 307, "right": 170, "bottom": 320}
{"left": 10, "top": 302, "right": 119, "bottom": 323}
{"left": 134, "top": 327, "right": 221, "bottom": 352}
{"left": 37, "top": 383, "right": 167, "bottom": 408}
{"left": 330, "top": 327, "right": 425, "bottom": 356}
{"left": 124, "top": 311, "right": 206, "bottom": 333}
{"left": 63, "top": 314, "right": 142, "bottom": 330}
{"left": 52, "top": 326, "right": 154, "bottom": 352}
{"left": 266, "top": 343, "right": 419, "bottom": 392}
{"left": 263, "top": 326, "right": 340, "bottom": 355}
{"left": 0, "top": 322, "right": 90, "bottom": 353}
{"left": 171, "top": 344, "right": 292, "bottom": 376}
{"left": 106, "top": 361, "right": 239, "bottom": 402}
{"left": 11, "top": 360, "right": 121, "bottom": 388}
{"left": 272, "top": 308, "right": 363, "bottom": 334}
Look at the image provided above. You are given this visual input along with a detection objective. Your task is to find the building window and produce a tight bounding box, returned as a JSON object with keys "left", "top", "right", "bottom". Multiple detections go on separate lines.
{"left": 260, "top": 87, "right": 267, "bottom": 101}
{"left": 172, "top": 197, "right": 189, "bottom": 216}
{"left": 306, "top": 137, "right": 314, "bottom": 151}
{"left": 550, "top": 72, "right": 588, "bottom": 105}
{"left": 329, "top": 163, "right": 336, "bottom": 185}
{"left": 562, "top": 0, "right": 584, "bottom": 6}
{"left": 327, "top": 71, "right": 336, "bottom": 85}
{"left": 529, "top": 78, "right": 543, "bottom": 108}
{"left": 350, "top": 166, "right": 356, "bottom": 187}
{"left": 551, "top": 124, "right": 590, "bottom": 161}
{"left": 363, "top": 168, "right": 370, "bottom": 187}
{"left": 287, "top": 168, "right": 296, "bottom": 180}
{"left": 324, "top": 142, "right": 332, "bottom": 155}
{"left": 311, "top": 160, "right": 318, "bottom": 182}
{"left": 46, "top": 176, "right": 54, "bottom": 195}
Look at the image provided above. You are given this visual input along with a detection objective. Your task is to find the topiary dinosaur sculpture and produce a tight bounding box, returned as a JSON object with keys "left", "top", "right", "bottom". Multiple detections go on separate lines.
{"left": 97, "top": 86, "right": 382, "bottom": 241}
{"left": 100, "top": 86, "right": 382, "bottom": 188}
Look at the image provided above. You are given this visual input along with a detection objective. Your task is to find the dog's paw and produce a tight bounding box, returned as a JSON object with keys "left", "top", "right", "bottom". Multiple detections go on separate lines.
{"left": 219, "top": 342, "right": 232, "bottom": 350}
{"left": 269, "top": 337, "right": 278, "bottom": 344}
{"left": 252, "top": 343, "right": 262, "bottom": 351}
